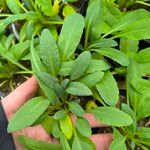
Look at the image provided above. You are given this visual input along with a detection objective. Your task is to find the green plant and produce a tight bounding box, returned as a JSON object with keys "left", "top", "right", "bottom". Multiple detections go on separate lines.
{"left": 2, "top": 0, "right": 150, "bottom": 149}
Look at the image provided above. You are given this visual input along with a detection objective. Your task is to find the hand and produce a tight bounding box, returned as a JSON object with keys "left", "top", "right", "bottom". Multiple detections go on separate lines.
{"left": 2, "top": 76, "right": 113, "bottom": 150}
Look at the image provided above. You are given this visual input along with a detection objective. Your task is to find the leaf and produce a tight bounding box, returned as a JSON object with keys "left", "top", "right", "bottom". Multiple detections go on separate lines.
{"left": 91, "top": 107, "right": 133, "bottom": 127}
{"left": 114, "top": 18, "right": 150, "bottom": 40}
{"left": 126, "top": 58, "right": 141, "bottom": 110}
{"left": 6, "top": 0, "right": 23, "bottom": 14}
{"left": 70, "top": 51, "right": 91, "bottom": 80}
{"left": 40, "top": 29, "right": 60, "bottom": 76}
{"left": 131, "top": 78, "right": 150, "bottom": 94}
{"left": 72, "top": 130, "right": 95, "bottom": 150}
{"left": 66, "top": 82, "right": 92, "bottom": 96}
{"left": 80, "top": 71, "right": 104, "bottom": 87}
{"left": 30, "top": 37, "right": 57, "bottom": 100}
{"left": 36, "top": 72, "right": 58, "bottom": 89}
{"left": 60, "top": 133, "right": 71, "bottom": 150}
{"left": 86, "top": 60, "right": 110, "bottom": 74}
{"left": 88, "top": 38, "right": 118, "bottom": 49}
{"left": 18, "top": 136, "right": 61, "bottom": 150}
{"left": 9, "top": 41, "right": 30, "bottom": 60}
{"left": 103, "top": 9, "right": 150, "bottom": 40}
{"left": 68, "top": 101, "right": 84, "bottom": 117}
{"left": 85, "top": 0, "right": 106, "bottom": 41}
{"left": 58, "top": 61, "right": 74, "bottom": 77}
{"left": 96, "top": 71, "right": 119, "bottom": 106}
{"left": 58, "top": 13, "right": 85, "bottom": 61}
{"left": 76, "top": 117, "right": 92, "bottom": 137}
{"left": 137, "top": 127, "right": 150, "bottom": 139}
{"left": 138, "top": 95, "right": 150, "bottom": 119}
{"left": 63, "top": 5, "right": 76, "bottom": 17}
{"left": 54, "top": 110, "right": 67, "bottom": 120}
{"left": 0, "top": 12, "right": 38, "bottom": 33}
{"left": 35, "top": 0, "right": 55, "bottom": 17}
{"left": 120, "top": 38, "right": 139, "bottom": 54}
{"left": 136, "top": 48, "right": 150, "bottom": 63}
{"left": 60, "top": 115, "right": 73, "bottom": 140}
{"left": 92, "top": 48, "right": 129, "bottom": 66}
{"left": 109, "top": 136, "right": 127, "bottom": 150}
{"left": 8, "top": 97, "right": 50, "bottom": 132}
{"left": 0, "top": 43, "right": 28, "bottom": 71}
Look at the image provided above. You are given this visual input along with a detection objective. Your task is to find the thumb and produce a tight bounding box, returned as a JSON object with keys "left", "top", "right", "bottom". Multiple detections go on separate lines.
{"left": 1, "top": 76, "right": 38, "bottom": 119}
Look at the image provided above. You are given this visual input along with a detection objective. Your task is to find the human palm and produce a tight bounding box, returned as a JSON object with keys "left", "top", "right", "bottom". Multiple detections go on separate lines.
{"left": 2, "top": 77, "right": 112, "bottom": 150}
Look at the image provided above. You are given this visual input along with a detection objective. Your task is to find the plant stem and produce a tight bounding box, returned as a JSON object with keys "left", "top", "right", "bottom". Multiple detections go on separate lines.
{"left": 136, "top": 1, "right": 150, "bottom": 7}
{"left": 14, "top": 71, "right": 33, "bottom": 75}
{"left": 43, "top": 21, "right": 63, "bottom": 25}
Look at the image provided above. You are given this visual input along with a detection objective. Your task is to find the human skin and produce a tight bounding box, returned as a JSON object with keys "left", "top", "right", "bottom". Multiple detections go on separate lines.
{"left": 2, "top": 76, "right": 113, "bottom": 150}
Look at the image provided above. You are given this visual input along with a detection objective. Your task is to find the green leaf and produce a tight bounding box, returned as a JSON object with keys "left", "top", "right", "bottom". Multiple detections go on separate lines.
{"left": 138, "top": 62, "right": 150, "bottom": 76}
{"left": 137, "top": 127, "right": 150, "bottom": 139}
{"left": 109, "top": 136, "right": 127, "bottom": 150}
{"left": 58, "top": 61, "right": 74, "bottom": 77}
{"left": 18, "top": 136, "right": 61, "bottom": 150}
{"left": 31, "top": 38, "right": 57, "bottom": 100}
{"left": 6, "top": 0, "right": 23, "bottom": 14}
{"left": 0, "top": 12, "right": 38, "bottom": 33}
{"left": 8, "top": 97, "right": 50, "bottom": 132}
{"left": 127, "top": 58, "right": 141, "bottom": 110}
{"left": 63, "top": 5, "right": 76, "bottom": 17}
{"left": 76, "top": 117, "right": 91, "bottom": 137}
{"left": 131, "top": 78, "right": 150, "bottom": 94}
{"left": 58, "top": 13, "right": 85, "bottom": 61}
{"left": 85, "top": 0, "right": 106, "bottom": 42}
{"left": 35, "top": 0, "right": 55, "bottom": 17}
{"left": 86, "top": 60, "right": 110, "bottom": 74}
{"left": 36, "top": 72, "right": 58, "bottom": 89}
{"left": 70, "top": 51, "right": 91, "bottom": 80}
{"left": 9, "top": 41, "right": 30, "bottom": 60}
{"left": 88, "top": 38, "right": 118, "bottom": 49}
{"left": 96, "top": 71, "right": 119, "bottom": 106}
{"left": 66, "top": 82, "right": 92, "bottom": 96}
{"left": 40, "top": 29, "right": 60, "bottom": 76}
{"left": 0, "top": 43, "right": 28, "bottom": 71}
{"left": 91, "top": 107, "right": 133, "bottom": 127}
{"left": 136, "top": 48, "right": 150, "bottom": 63}
{"left": 80, "top": 71, "right": 104, "bottom": 87}
{"left": 72, "top": 131, "right": 82, "bottom": 150}
{"left": 60, "top": 133, "right": 71, "bottom": 150}
{"left": 103, "top": 9, "right": 150, "bottom": 38}
{"left": 138, "top": 95, "right": 150, "bottom": 119}
{"left": 54, "top": 110, "right": 67, "bottom": 120}
{"left": 68, "top": 101, "right": 84, "bottom": 117}
{"left": 120, "top": 38, "right": 139, "bottom": 54}
{"left": 92, "top": 48, "right": 129, "bottom": 66}
{"left": 60, "top": 115, "right": 73, "bottom": 140}
{"left": 73, "top": 131, "right": 95, "bottom": 150}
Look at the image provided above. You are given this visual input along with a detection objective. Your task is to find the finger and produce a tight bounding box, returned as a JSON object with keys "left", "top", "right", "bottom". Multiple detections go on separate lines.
{"left": 2, "top": 76, "right": 38, "bottom": 119}
{"left": 84, "top": 113, "right": 107, "bottom": 127}
{"left": 91, "top": 134, "right": 113, "bottom": 150}
{"left": 70, "top": 113, "right": 107, "bottom": 127}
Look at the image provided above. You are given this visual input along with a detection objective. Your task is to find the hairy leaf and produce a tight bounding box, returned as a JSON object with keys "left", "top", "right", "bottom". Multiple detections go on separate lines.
{"left": 18, "top": 136, "right": 61, "bottom": 150}
{"left": 68, "top": 101, "right": 84, "bottom": 117}
{"left": 76, "top": 118, "right": 92, "bottom": 137}
{"left": 86, "top": 60, "right": 110, "bottom": 74}
{"left": 8, "top": 97, "right": 50, "bottom": 132}
{"left": 92, "top": 48, "right": 129, "bottom": 66}
{"left": 40, "top": 29, "right": 60, "bottom": 76}
{"left": 58, "top": 61, "right": 74, "bottom": 77}
{"left": 58, "top": 13, "right": 85, "bottom": 60}
{"left": 66, "top": 82, "right": 92, "bottom": 96}
{"left": 54, "top": 110, "right": 67, "bottom": 120}
{"left": 96, "top": 71, "right": 119, "bottom": 106}
{"left": 91, "top": 107, "right": 133, "bottom": 127}
{"left": 70, "top": 51, "right": 91, "bottom": 80}
{"left": 80, "top": 71, "right": 104, "bottom": 87}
